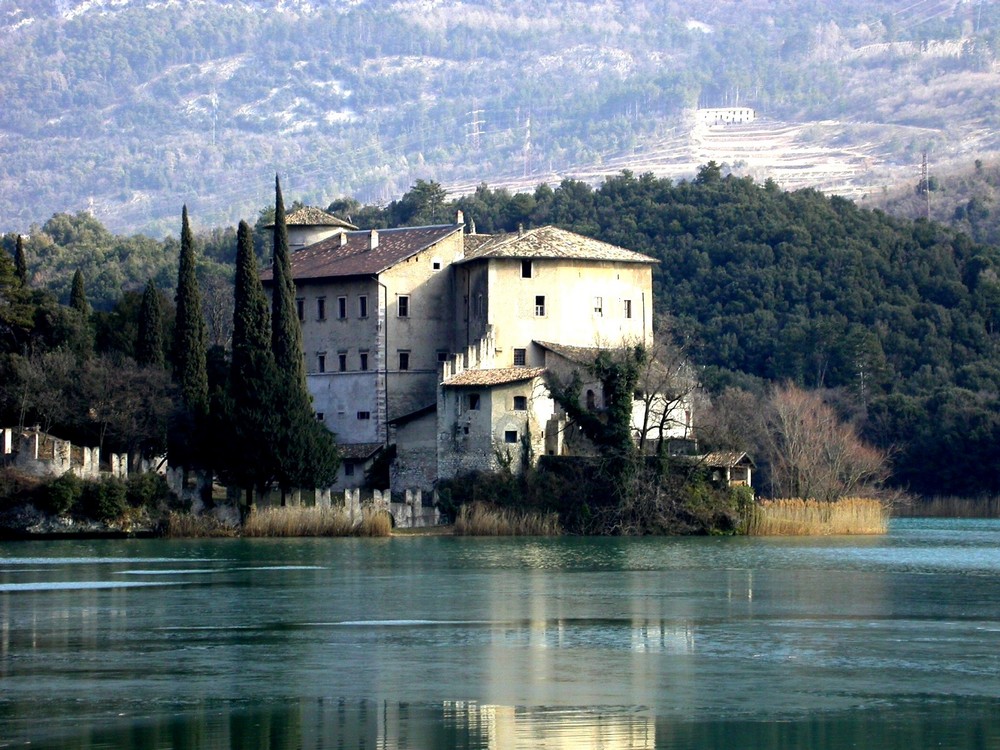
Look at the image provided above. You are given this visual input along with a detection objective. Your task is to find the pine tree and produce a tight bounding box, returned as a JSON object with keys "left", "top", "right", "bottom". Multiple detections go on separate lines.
{"left": 172, "top": 205, "right": 208, "bottom": 415}
{"left": 136, "top": 279, "right": 165, "bottom": 368}
{"left": 69, "top": 268, "right": 89, "bottom": 316}
{"left": 14, "top": 235, "right": 27, "bottom": 287}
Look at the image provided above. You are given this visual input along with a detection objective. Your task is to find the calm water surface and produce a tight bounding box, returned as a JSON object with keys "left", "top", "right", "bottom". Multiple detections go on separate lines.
{"left": 2, "top": 518, "right": 999, "bottom": 749}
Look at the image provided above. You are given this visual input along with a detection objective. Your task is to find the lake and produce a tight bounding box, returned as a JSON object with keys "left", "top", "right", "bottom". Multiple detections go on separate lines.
{"left": 2, "top": 519, "right": 999, "bottom": 749}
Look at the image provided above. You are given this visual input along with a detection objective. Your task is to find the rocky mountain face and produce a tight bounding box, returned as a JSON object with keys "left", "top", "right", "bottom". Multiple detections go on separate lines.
{"left": 1, "top": 0, "right": 999, "bottom": 235}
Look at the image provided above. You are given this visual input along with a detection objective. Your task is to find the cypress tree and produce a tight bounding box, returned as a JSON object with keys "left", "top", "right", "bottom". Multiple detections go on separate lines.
{"left": 14, "top": 235, "right": 27, "bottom": 286}
{"left": 226, "top": 220, "right": 280, "bottom": 506}
{"left": 268, "top": 177, "right": 339, "bottom": 499}
{"left": 136, "top": 279, "right": 165, "bottom": 368}
{"left": 69, "top": 268, "right": 89, "bottom": 316}
{"left": 172, "top": 205, "right": 208, "bottom": 415}
{"left": 271, "top": 175, "right": 307, "bottom": 391}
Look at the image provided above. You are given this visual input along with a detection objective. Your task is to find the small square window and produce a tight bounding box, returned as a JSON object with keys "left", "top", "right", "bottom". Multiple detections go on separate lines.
{"left": 360, "top": 351, "right": 369, "bottom": 371}
{"left": 534, "top": 295, "right": 545, "bottom": 316}
{"left": 317, "top": 354, "right": 326, "bottom": 373}
{"left": 296, "top": 298, "right": 305, "bottom": 321}
{"left": 513, "top": 396, "right": 527, "bottom": 411}
{"left": 338, "top": 353, "right": 347, "bottom": 372}
{"left": 338, "top": 297, "right": 347, "bottom": 319}
{"left": 357, "top": 411, "right": 371, "bottom": 420}
{"left": 398, "top": 351, "right": 410, "bottom": 371}
{"left": 468, "top": 393, "right": 480, "bottom": 411}
{"left": 437, "top": 351, "right": 450, "bottom": 363}
{"left": 624, "top": 299, "right": 632, "bottom": 319}
{"left": 315, "top": 412, "right": 324, "bottom": 421}
{"left": 432, "top": 258, "right": 442, "bottom": 270}
{"left": 504, "top": 430, "right": 518, "bottom": 444}
{"left": 317, "top": 298, "right": 326, "bottom": 321}
{"left": 513, "top": 348, "right": 526, "bottom": 366}
{"left": 398, "top": 295, "right": 409, "bottom": 318}
{"left": 359, "top": 295, "right": 368, "bottom": 318}
{"left": 521, "top": 260, "right": 532, "bottom": 278}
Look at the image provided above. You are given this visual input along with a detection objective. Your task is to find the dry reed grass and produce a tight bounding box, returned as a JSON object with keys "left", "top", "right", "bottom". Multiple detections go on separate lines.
{"left": 745, "top": 497, "right": 889, "bottom": 536}
{"left": 893, "top": 495, "right": 1000, "bottom": 519}
{"left": 162, "top": 512, "right": 238, "bottom": 538}
{"left": 241, "top": 505, "right": 392, "bottom": 538}
{"left": 453, "top": 502, "right": 562, "bottom": 536}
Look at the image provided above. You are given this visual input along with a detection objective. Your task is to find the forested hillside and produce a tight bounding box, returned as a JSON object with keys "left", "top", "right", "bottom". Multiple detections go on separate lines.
{"left": 2, "top": 0, "right": 1000, "bottom": 236}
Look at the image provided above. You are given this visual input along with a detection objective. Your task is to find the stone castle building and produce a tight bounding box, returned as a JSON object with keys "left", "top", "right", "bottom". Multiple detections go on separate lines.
{"left": 262, "top": 209, "right": 692, "bottom": 494}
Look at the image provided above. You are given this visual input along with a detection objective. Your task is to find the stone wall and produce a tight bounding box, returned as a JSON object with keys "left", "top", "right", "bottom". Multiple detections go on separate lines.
{"left": 3, "top": 428, "right": 123, "bottom": 480}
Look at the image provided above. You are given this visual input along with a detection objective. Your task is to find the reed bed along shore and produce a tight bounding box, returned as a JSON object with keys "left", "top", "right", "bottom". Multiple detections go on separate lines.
{"left": 746, "top": 497, "right": 889, "bottom": 536}
{"left": 163, "top": 506, "right": 392, "bottom": 538}
{"left": 453, "top": 502, "right": 562, "bottom": 536}
{"left": 893, "top": 495, "right": 1000, "bottom": 519}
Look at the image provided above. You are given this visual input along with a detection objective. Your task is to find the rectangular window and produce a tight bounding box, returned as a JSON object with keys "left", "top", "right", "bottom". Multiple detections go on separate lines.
{"left": 504, "top": 430, "right": 518, "bottom": 444}
{"left": 468, "top": 393, "right": 480, "bottom": 411}
{"left": 534, "top": 295, "right": 545, "bottom": 316}
{"left": 317, "top": 354, "right": 326, "bottom": 373}
{"left": 338, "top": 353, "right": 347, "bottom": 372}
{"left": 317, "top": 298, "right": 326, "bottom": 320}
{"left": 360, "top": 351, "right": 369, "bottom": 371}
{"left": 357, "top": 411, "right": 371, "bottom": 420}
{"left": 344, "top": 462, "right": 355, "bottom": 476}
{"left": 513, "top": 395, "right": 527, "bottom": 411}
{"left": 513, "top": 348, "right": 526, "bottom": 366}
{"left": 296, "top": 298, "right": 305, "bottom": 321}
{"left": 338, "top": 296, "right": 347, "bottom": 319}
{"left": 398, "top": 351, "right": 410, "bottom": 371}
{"left": 624, "top": 299, "right": 632, "bottom": 319}
{"left": 593, "top": 296, "right": 603, "bottom": 316}
{"left": 358, "top": 295, "right": 368, "bottom": 318}
{"left": 521, "top": 260, "right": 532, "bottom": 278}
{"left": 398, "top": 295, "right": 410, "bottom": 318}
{"left": 437, "top": 350, "right": 450, "bottom": 363}
{"left": 315, "top": 412, "right": 324, "bottom": 421}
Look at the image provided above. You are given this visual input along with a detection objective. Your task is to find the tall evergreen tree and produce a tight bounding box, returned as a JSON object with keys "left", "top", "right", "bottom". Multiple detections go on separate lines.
{"left": 270, "top": 175, "right": 308, "bottom": 391}
{"left": 14, "top": 235, "right": 27, "bottom": 287}
{"left": 172, "top": 205, "right": 208, "bottom": 416}
{"left": 69, "top": 268, "right": 89, "bottom": 316}
{"left": 268, "top": 177, "right": 339, "bottom": 499}
{"left": 224, "top": 220, "right": 281, "bottom": 507}
{"left": 136, "top": 279, "right": 165, "bottom": 368}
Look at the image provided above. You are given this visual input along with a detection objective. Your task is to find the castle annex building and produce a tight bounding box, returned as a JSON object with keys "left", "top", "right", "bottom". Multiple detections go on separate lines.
{"left": 262, "top": 209, "right": 688, "bottom": 494}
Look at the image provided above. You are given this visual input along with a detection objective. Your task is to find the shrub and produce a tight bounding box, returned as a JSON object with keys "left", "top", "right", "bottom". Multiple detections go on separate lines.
{"left": 80, "top": 477, "right": 128, "bottom": 522}
{"left": 39, "top": 472, "right": 83, "bottom": 515}
{"left": 125, "top": 472, "right": 170, "bottom": 509}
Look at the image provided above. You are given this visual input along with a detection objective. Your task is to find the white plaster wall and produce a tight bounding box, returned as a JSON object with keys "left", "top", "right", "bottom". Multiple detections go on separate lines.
{"left": 309, "top": 372, "right": 380, "bottom": 444}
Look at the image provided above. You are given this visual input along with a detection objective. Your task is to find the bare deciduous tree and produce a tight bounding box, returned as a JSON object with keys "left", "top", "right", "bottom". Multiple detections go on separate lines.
{"left": 765, "top": 383, "right": 887, "bottom": 501}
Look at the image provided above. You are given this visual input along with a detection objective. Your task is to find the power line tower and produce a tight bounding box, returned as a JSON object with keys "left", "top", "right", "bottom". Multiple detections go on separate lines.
{"left": 466, "top": 104, "right": 485, "bottom": 151}
{"left": 522, "top": 116, "right": 532, "bottom": 177}
{"left": 921, "top": 151, "right": 931, "bottom": 219}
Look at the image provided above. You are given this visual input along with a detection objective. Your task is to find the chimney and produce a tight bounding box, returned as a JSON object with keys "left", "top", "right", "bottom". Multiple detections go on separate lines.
{"left": 469, "top": 217, "right": 477, "bottom": 235}
{"left": 340, "top": 232, "right": 348, "bottom": 247}
{"left": 456, "top": 209, "right": 464, "bottom": 226}
{"left": 518, "top": 223, "right": 524, "bottom": 237}
{"left": 368, "top": 229, "right": 379, "bottom": 251}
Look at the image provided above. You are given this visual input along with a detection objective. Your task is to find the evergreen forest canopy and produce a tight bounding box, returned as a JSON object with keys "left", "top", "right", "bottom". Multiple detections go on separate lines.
{"left": 2, "top": 0, "right": 1000, "bottom": 236}
{"left": 3, "top": 166, "right": 1000, "bottom": 497}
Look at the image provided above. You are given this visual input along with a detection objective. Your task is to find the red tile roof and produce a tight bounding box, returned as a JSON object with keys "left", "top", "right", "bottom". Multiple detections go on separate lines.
{"left": 461, "top": 226, "right": 656, "bottom": 264}
{"left": 264, "top": 207, "right": 357, "bottom": 230}
{"left": 261, "top": 224, "right": 462, "bottom": 282}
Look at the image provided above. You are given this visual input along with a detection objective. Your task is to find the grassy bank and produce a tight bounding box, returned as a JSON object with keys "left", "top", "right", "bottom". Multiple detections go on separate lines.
{"left": 454, "top": 502, "right": 562, "bottom": 536}
{"left": 746, "top": 497, "right": 889, "bottom": 536}
{"left": 893, "top": 495, "right": 1000, "bottom": 518}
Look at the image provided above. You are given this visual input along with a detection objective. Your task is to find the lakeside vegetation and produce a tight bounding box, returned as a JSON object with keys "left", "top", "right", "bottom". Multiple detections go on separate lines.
{"left": 745, "top": 497, "right": 889, "bottom": 536}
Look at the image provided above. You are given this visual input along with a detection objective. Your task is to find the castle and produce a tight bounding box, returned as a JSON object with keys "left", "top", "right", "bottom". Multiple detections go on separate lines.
{"left": 262, "top": 209, "right": 692, "bottom": 495}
